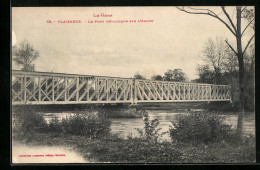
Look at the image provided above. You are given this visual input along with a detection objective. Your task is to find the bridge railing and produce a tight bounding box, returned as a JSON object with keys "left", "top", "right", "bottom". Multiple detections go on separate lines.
{"left": 12, "top": 70, "right": 231, "bottom": 105}
{"left": 133, "top": 79, "right": 231, "bottom": 103}
{"left": 12, "top": 70, "right": 133, "bottom": 105}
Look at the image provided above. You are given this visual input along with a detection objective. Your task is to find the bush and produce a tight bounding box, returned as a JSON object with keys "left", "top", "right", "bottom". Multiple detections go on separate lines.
{"left": 169, "top": 112, "right": 233, "bottom": 144}
{"left": 48, "top": 116, "right": 63, "bottom": 133}
{"left": 136, "top": 111, "right": 167, "bottom": 143}
{"left": 49, "top": 111, "right": 111, "bottom": 137}
{"left": 13, "top": 106, "right": 48, "bottom": 133}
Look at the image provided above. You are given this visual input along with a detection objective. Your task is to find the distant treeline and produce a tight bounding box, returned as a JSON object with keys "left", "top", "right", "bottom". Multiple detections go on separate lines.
{"left": 134, "top": 37, "right": 254, "bottom": 111}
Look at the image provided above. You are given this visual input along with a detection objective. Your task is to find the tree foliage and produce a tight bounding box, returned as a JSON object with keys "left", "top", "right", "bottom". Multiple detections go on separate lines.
{"left": 163, "top": 69, "right": 187, "bottom": 82}
{"left": 195, "top": 65, "right": 215, "bottom": 84}
{"left": 13, "top": 40, "right": 39, "bottom": 71}
{"left": 198, "top": 37, "right": 238, "bottom": 84}
{"left": 195, "top": 40, "right": 254, "bottom": 111}
{"left": 134, "top": 72, "right": 146, "bottom": 80}
{"left": 202, "top": 37, "right": 235, "bottom": 83}
{"left": 134, "top": 69, "right": 188, "bottom": 82}
{"left": 151, "top": 75, "right": 163, "bottom": 81}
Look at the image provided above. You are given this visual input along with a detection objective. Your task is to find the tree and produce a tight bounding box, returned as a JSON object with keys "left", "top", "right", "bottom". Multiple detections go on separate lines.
{"left": 243, "top": 46, "right": 255, "bottom": 111}
{"left": 13, "top": 40, "right": 40, "bottom": 71}
{"left": 201, "top": 37, "right": 238, "bottom": 83}
{"left": 134, "top": 72, "right": 146, "bottom": 80}
{"left": 151, "top": 75, "right": 163, "bottom": 81}
{"left": 163, "top": 69, "right": 187, "bottom": 82}
{"left": 177, "top": 6, "right": 255, "bottom": 137}
{"left": 202, "top": 37, "right": 228, "bottom": 83}
{"left": 195, "top": 65, "right": 216, "bottom": 84}
{"left": 222, "top": 44, "right": 239, "bottom": 74}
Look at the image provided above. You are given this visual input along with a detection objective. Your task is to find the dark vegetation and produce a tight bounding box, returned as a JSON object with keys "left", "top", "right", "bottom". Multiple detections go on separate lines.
{"left": 48, "top": 112, "right": 111, "bottom": 137}
{"left": 12, "top": 106, "right": 255, "bottom": 163}
{"left": 194, "top": 58, "right": 254, "bottom": 112}
{"left": 13, "top": 106, "right": 111, "bottom": 138}
{"left": 13, "top": 40, "right": 39, "bottom": 71}
{"left": 135, "top": 69, "right": 188, "bottom": 82}
{"left": 170, "top": 112, "right": 234, "bottom": 144}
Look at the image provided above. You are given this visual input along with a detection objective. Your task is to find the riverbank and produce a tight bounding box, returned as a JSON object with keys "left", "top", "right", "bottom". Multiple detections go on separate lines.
{"left": 12, "top": 131, "right": 255, "bottom": 163}
{"left": 140, "top": 102, "right": 237, "bottom": 111}
{"left": 12, "top": 106, "right": 255, "bottom": 163}
{"left": 12, "top": 104, "right": 144, "bottom": 118}
{"left": 13, "top": 101, "right": 237, "bottom": 112}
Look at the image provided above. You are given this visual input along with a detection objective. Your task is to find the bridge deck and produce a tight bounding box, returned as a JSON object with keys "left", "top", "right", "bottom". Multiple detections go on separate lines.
{"left": 12, "top": 70, "right": 231, "bottom": 105}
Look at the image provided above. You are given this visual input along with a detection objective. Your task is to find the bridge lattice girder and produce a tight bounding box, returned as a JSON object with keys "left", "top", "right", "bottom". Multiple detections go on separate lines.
{"left": 12, "top": 70, "right": 231, "bottom": 105}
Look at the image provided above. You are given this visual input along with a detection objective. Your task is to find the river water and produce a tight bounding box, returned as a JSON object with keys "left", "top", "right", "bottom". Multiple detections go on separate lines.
{"left": 43, "top": 110, "right": 255, "bottom": 142}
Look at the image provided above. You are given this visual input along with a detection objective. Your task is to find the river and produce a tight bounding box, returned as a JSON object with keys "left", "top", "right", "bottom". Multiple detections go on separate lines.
{"left": 43, "top": 110, "right": 255, "bottom": 141}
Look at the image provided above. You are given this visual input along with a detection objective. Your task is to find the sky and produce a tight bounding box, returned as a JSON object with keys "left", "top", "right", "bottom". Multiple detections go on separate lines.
{"left": 12, "top": 7, "right": 254, "bottom": 80}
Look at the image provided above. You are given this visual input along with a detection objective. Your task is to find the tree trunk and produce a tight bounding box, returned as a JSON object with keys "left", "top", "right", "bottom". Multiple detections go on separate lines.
{"left": 237, "top": 55, "right": 245, "bottom": 138}
{"left": 236, "top": 7, "right": 245, "bottom": 138}
{"left": 213, "top": 66, "right": 220, "bottom": 84}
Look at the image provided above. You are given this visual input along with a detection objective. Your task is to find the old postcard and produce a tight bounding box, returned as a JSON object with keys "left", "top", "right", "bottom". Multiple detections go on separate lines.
{"left": 11, "top": 7, "right": 255, "bottom": 164}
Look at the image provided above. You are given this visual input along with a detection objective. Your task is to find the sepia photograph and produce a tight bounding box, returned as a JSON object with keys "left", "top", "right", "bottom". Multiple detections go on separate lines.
{"left": 11, "top": 6, "right": 255, "bottom": 164}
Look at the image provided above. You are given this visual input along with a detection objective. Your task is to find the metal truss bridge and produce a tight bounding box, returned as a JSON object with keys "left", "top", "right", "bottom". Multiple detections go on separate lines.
{"left": 12, "top": 70, "right": 231, "bottom": 105}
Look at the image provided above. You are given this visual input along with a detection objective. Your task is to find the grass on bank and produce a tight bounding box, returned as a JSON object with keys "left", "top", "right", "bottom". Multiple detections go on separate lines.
{"left": 12, "top": 107, "right": 255, "bottom": 163}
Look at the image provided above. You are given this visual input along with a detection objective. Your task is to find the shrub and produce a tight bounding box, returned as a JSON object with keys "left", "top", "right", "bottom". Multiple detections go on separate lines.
{"left": 12, "top": 106, "right": 48, "bottom": 133}
{"left": 48, "top": 116, "right": 63, "bottom": 133}
{"left": 169, "top": 112, "right": 233, "bottom": 144}
{"left": 136, "top": 111, "right": 167, "bottom": 143}
{"left": 49, "top": 111, "right": 111, "bottom": 137}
